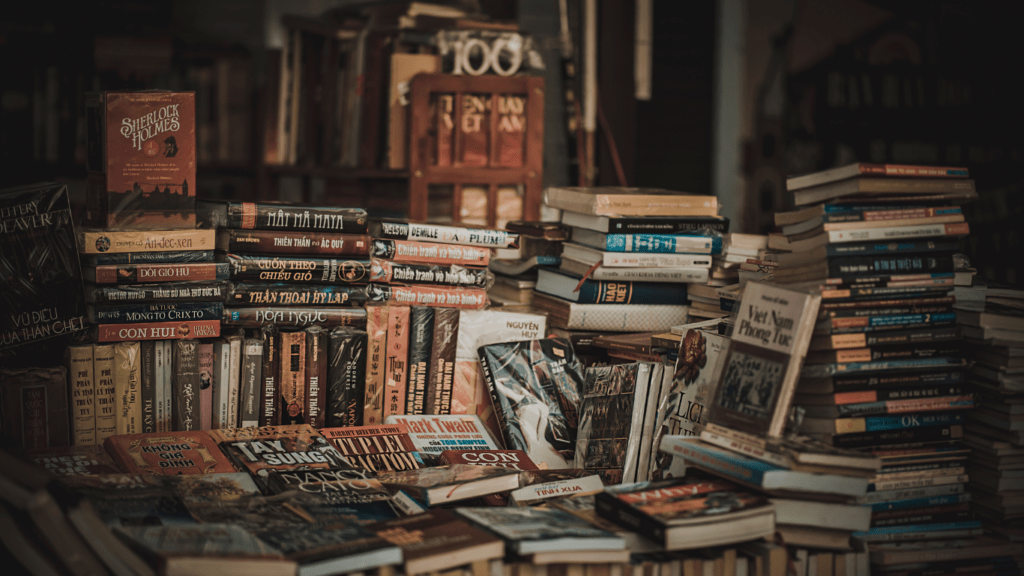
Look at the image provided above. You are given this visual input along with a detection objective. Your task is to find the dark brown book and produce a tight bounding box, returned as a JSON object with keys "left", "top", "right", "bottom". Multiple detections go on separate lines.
{"left": 223, "top": 307, "right": 367, "bottom": 330}
{"left": 0, "top": 367, "right": 69, "bottom": 449}
{"left": 239, "top": 338, "right": 263, "bottom": 428}
{"left": 405, "top": 306, "right": 434, "bottom": 415}
{"left": 172, "top": 340, "right": 201, "bottom": 432}
{"left": 260, "top": 324, "right": 280, "bottom": 427}
{"left": 325, "top": 328, "right": 367, "bottom": 428}
{"left": 424, "top": 307, "right": 459, "bottom": 415}
{"left": 376, "top": 464, "right": 520, "bottom": 506}
{"left": 216, "top": 229, "right": 371, "bottom": 256}
{"left": 371, "top": 509, "right": 505, "bottom": 575}
{"left": 279, "top": 332, "right": 307, "bottom": 426}
{"left": 305, "top": 326, "right": 328, "bottom": 429}
{"left": 504, "top": 221, "right": 570, "bottom": 241}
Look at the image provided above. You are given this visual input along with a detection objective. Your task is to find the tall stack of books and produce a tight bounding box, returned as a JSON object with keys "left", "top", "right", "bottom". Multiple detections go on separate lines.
{"left": 770, "top": 163, "right": 983, "bottom": 555}
{"left": 956, "top": 282, "right": 1024, "bottom": 540}
{"left": 537, "top": 186, "right": 728, "bottom": 333}
{"left": 487, "top": 221, "right": 567, "bottom": 307}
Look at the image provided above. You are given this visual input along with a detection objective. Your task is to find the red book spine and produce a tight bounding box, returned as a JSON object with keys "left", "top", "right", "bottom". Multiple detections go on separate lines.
{"left": 383, "top": 306, "right": 410, "bottom": 419}
{"left": 93, "top": 263, "right": 227, "bottom": 283}
{"left": 93, "top": 320, "right": 221, "bottom": 343}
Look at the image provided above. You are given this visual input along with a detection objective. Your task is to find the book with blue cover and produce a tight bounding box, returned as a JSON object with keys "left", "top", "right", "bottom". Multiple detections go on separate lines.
{"left": 535, "top": 268, "right": 689, "bottom": 305}
{"left": 571, "top": 227, "right": 723, "bottom": 255}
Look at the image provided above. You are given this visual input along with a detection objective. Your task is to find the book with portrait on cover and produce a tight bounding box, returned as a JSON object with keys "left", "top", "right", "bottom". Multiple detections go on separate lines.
{"left": 706, "top": 282, "right": 821, "bottom": 437}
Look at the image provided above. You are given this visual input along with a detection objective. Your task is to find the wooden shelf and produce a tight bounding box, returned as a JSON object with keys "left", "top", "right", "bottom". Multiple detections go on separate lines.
{"left": 263, "top": 163, "right": 410, "bottom": 180}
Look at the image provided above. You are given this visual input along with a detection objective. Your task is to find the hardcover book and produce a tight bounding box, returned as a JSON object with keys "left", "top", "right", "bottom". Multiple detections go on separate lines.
{"left": 224, "top": 254, "right": 370, "bottom": 285}
{"left": 405, "top": 307, "right": 434, "bottom": 415}
{"left": 424, "top": 307, "right": 459, "bottom": 415}
{"left": 0, "top": 367, "right": 70, "bottom": 449}
{"left": 384, "top": 414, "right": 502, "bottom": 465}
{"left": 376, "top": 464, "right": 521, "bottom": 506}
{"left": 456, "top": 506, "right": 626, "bottom": 554}
{"left": 706, "top": 282, "right": 821, "bottom": 437}
{"left": 84, "top": 281, "right": 229, "bottom": 305}
{"left": 216, "top": 229, "right": 371, "bottom": 256}
{"left": 223, "top": 307, "right": 366, "bottom": 329}
{"left": 263, "top": 467, "right": 400, "bottom": 525}
{"left": 77, "top": 229, "right": 215, "bottom": 255}
{"left": 319, "top": 424, "right": 424, "bottom": 472}
{"left": 371, "top": 509, "right": 505, "bottom": 576}
{"left": 543, "top": 187, "right": 718, "bottom": 217}
{"left": 374, "top": 220, "right": 519, "bottom": 249}
{"left": 0, "top": 183, "right": 88, "bottom": 366}
{"left": 115, "top": 525, "right": 295, "bottom": 575}
{"left": 370, "top": 258, "right": 492, "bottom": 288}
{"left": 325, "top": 328, "right": 367, "bottom": 428}
{"left": 85, "top": 91, "right": 197, "bottom": 229}
{"left": 207, "top": 424, "right": 351, "bottom": 492}
{"left": 369, "top": 238, "right": 490, "bottom": 266}
{"left": 477, "top": 337, "right": 584, "bottom": 469}
{"left": 258, "top": 521, "right": 402, "bottom": 576}
{"left": 365, "top": 284, "right": 489, "bottom": 309}
{"left": 227, "top": 283, "right": 365, "bottom": 307}
{"left": 535, "top": 268, "right": 689, "bottom": 305}
{"left": 196, "top": 201, "right": 368, "bottom": 233}
{"left": 103, "top": 430, "right": 238, "bottom": 475}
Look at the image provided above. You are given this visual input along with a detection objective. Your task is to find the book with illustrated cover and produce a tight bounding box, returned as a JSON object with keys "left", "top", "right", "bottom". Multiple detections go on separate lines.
{"left": 594, "top": 476, "right": 775, "bottom": 550}
{"left": 371, "top": 509, "right": 505, "bottom": 576}
{"left": 478, "top": 337, "right": 585, "bottom": 469}
{"left": 81, "top": 482, "right": 197, "bottom": 528}
{"left": 207, "top": 424, "right": 351, "bottom": 492}
{"left": 424, "top": 307, "right": 459, "bottom": 414}
{"left": 325, "top": 328, "right": 367, "bottom": 428}
{"left": 706, "top": 282, "right": 822, "bottom": 437}
{"left": 376, "top": 463, "right": 521, "bottom": 506}
{"left": 507, "top": 472, "right": 605, "bottom": 506}
{"left": 385, "top": 414, "right": 502, "bottom": 465}
{"left": 258, "top": 520, "right": 402, "bottom": 576}
{"left": 651, "top": 326, "right": 730, "bottom": 480}
{"left": 574, "top": 362, "right": 652, "bottom": 485}
{"left": 456, "top": 506, "right": 626, "bottom": 554}
{"left": 264, "top": 467, "right": 400, "bottom": 525}
{"left": 224, "top": 254, "right": 370, "bottom": 285}
{"left": 115, "top": 524, "right": 295, "bottom": 575}
{"left": 319, "top": 424, "right": 424, "bottom": 472}
{"left": 440, "top": 448, "right": 539, "bottom": 505}
{"left": 103, "top": 430, "right": 238, "bottom": 475}
{"left": 535, "top": 268, "right": 689, "bottom": 305}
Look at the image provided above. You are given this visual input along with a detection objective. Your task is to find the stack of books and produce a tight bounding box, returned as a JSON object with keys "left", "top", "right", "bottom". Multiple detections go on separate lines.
{"left": 205, "top": 200, "right": 371, "bottom": 330}
{"left": 957, "top": 282, "right": 1024, "bottom": 540}
{"left": 712, "top": 233, "right": 772, "bottom": 289}
{"left": 771, "top": 162, "right": 984, "bottom": 553}
{"left": 487, "top": 221, "right": 567, "bottom": 306}
{"left": 536, "top": 186, "right": 728, "bottom": 333}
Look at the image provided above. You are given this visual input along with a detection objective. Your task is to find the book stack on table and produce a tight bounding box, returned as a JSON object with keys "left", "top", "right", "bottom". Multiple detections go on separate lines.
{"left": 955, "top": 281, "right": 1024, "bottom": 539}
{"left": 487, "top": 221, "right": 567, "bottom": 307}
{"left": 535, "top": 186, "right": 729, "bottom": 334}
{"left": 770, "top": 163, "right": 985, "bottom": 558}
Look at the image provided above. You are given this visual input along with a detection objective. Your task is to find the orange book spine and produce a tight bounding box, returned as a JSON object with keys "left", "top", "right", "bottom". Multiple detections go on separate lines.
{"left": 362, "top": 306, "right": 389, "bottom": 425}
{"left": 383, "top": 306, "right": 410, "bottom": 419}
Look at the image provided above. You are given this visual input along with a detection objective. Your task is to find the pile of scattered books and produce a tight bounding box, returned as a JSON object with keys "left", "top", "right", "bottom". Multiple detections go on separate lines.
{"left": 487, "top": 221, "right": 566, "bottom": 307}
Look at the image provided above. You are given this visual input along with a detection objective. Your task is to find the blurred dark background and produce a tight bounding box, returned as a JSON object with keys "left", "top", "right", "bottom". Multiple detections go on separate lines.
{"left": 2, "top": 0, "right": 1021, "bottom": 284}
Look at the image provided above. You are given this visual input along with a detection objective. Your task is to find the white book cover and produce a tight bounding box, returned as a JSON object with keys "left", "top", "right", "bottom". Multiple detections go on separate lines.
{"left": 212, "top": 340, "right": 231, "bottom": 429}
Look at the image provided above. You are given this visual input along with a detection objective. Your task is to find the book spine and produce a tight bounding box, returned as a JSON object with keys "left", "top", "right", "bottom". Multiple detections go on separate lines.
{"left": 594, "top": 251, "right": 713, "bottom": 268}
{"left": 225, "top": 254, "right": 371, "bottom": 284}
{"left": 172, "top": 340, "right": 201, "bottom": 432}
{"left": 867, "top": 493, "right": 969, "bottom": 512}
{"left": 827, "top": 370, "right": 966, "bottom": 393}
{"left": 835, "top": 413, "right": 964, "bottom": 434}
{"left": 156, "top": 340, "right": 169, "bottom": 432}
{"left": 304, "top": 327, "right": 327, "bottom": 429}
{"left": 405, "top": 307, "right": 435, "bottom": 415}
{"left": 862, "top": 484, "right": 966, "bottom": 506}
{"left": 853, "top": 521, "right": 982, "bottom": 541}
{"left": 227, "top": 282, "right": 365, "bottom": 307}
{"left": 239, "top": 338, "right": 263, "bottom": 428}
{"left": 85, "top": 281, "right": 230, "bottom": 304}
{"left": 140, "top": 341, "right": 156, "bottom": 433}
{"left": 871, "top": 501, "right": 969, "bottom": 523}
{"left": 822, "top": 326, "right": 961, "bottom": 350}
{"left": 217, "top": 229, "right": 371, "bottom": 255}
{"left": 603, "top": 217, "right": 730, "bottom": 234}
{"left": 593, "top": 492, "right": 669, "bottom": 546}
{"left": 560, "top": 304, "right": 689, "bottom": 332}
{"left": 831, "top": 424, "right": 963, "bottom": 449}
{"left": 836, "top": 395, "right": 973, "bottom": 417}
{"left": 77, "top": 229, "right": 216, "bottom": 254}
{"left": 869, "top": 474, "right": 969, "bottom": 493}
{"left": 113, "top": 341, "right": 141, "bottom": 435}
{"left": 586, "top": 267, "right": 710, "bottom": 283}
{"left": 66, "top": 345, "right": 96, "bottom": 446}
{"left": 190, "top": 343, "right": 211, "bottom": 431}
{"left": 827, "top": 255, "right": 954, "bottom": 278}
{"left": 376, "top": 221, "right": 520, "bottom": 248}
{"left": 658, "top": 436, "right": 771, "bottom": 486}
{"left": 92, "top": 320, "right": 221, "bottom": 343}
{"left": 383, "top": 306, "right": 410, "bottom": 419}
{"left": 425, "top": 308, "right": 459, "bottom": 415}
{"left": 828, "top": 222, "right": 970, "bottom": 243}
{"left": 369, "top": 259, "right": 492, "bottom": 288}
{"left": 362, "top": 306, "right": 389, "bottom": 425}
{"left": 369, "top": 239, "right": 491, "bottom": 266}
{"left": 823, "top": 207, "right": 962, "bottom": 223}
{"left": 804, "top": 356, "right": 964, "bottom": 377}
{"left": 365, "top": 284, "right": 489, "bottom": 309}
{"left": 222, "top": 307, "right": 366, "bottom": 329}
{"left": 82, "top": 250, "right": 215, "bottom": 266}
{"left": 260, "top": 325, "right": 279, "bottom": 427}
{"left": 279, "top": 331, "right": 307, "bottom": 425}
{"left": 227, "top": 334, "right": 242, "bottom": 427}
{"left": 825, "top": 239, "right": 961, "bottom": 258}
{"left": 477, "top": 344, "right": 515, "bottom": 451}
{"left": 90, "top": 262, "right": 229, "bottom": 284}
{"left": 325, "top": 328, "right": 368, "bottom": 428}
{"left": 211, "top": 340, "right": 230, "bottom": 428}
{"left": 602, "top": 234, "right": 721, "bottom": 254}
{"left": 223, "top": 202, "right": 369, "bottom": 233}
{"left": 576, "top": 280, "right": 689, "bottom": 305}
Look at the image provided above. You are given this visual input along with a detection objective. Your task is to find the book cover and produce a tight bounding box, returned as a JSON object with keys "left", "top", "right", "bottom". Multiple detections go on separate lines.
{"left": 320, "top": 424, "right": 424, "bottom": 472}
{"left": 86, "top": 301, "right": 224, "bottom": 324}
{"left": 114, "top": 341, "right": 142, "bottom": 435}
{"left": 543, "top": 187, "right": 718, "bottom": 217}
{"left": 535, "top": 268, "right": 690, "bottom": 305}
{"left": 66, "top": 344, "right": 96, "bottom": 446}
{"left": 0, "top": 367, "right": 69, "bottom": 449}
{"left": 84, "top": 91, "right": 196, "bottom": 229}
{"left": 371, "top": 509, "right": 504, "bottom": 576}
{"left": 325, "top": 328, "right": 367, "bottom": 428}
{"left": 86, "top": 262, "right": 229, "bottom": 284}
{"left": 196, "top": 200, "right": 368, "bottom": 233}
{"left": 103, "top": 430, "right": 238, "bottom": 475}
{"left": 239, "top": 338, "right": 263, "bottom": 428}
{"left": 370, "top": 258, "right": 491, "bottom": 288}
{"left": 362, "top": 306, "right": 388, "bottom": 426}
{"left": 384, "top": 306, "right": 410, "bottom": 420}
{"left": 456, "top": 506, "right": 625, "bottom": 554}
{"left": 559, "top": 257, "right": 711, "bottom": 283}
{"left": 424, "top": 307, "right": 459, "bottom": 414}
{"left": 385, "top": 414, "right": 501, "bottom": 464}
{"left": 575, "top": 363, "right": 651, "bottom": 485}
{"left": 439, "top": 449, "right": 539, "bottom": 470}
{"left": 376, "top": 463, "right": 521, "bottom": 506}
{"left": 258, "top": 521, "right": 401, "bottom": 575}
{"left": 260, "top": 325, "right": 279, "bottom": 427}
{"left": 216, "top": 229, "right": 370, "bottom": 256}
{"left": 374, "top": 220, "right": 520, "bottom": 249}
{"left": 0, "top": 183, "right": 88, "bottom": 367}
{"left": 707, "top": 282, "right": 821, "bottom": 437}
{"left": 792, "top": 178, "right": 976, "bottom": 206}
{"left": 224, "top": 253, "right": 370, "bottom": 285}
{"left": 207, "top": 424, "right": 351, "bottom": 492}
{"left": 405, "top": 306, "right": 434, "bottom": 415}
{"left": 365, "top": 284, "right": 489, "bottom": 309}
{"left": 227, "top": 282, "right": 365, "bottom": 307}
{"left": 278, "top": 331, "right": 307, "bottom": 426}
{"left": 370, "top": 238, "right": 490, "bottom": 266}
{"left": 562, "top": 243, "right": 713, "bottom": 269}
{"left": 263, "top": 467, "right": 400, "bottom": 525}
{"left": 477, "top": 337, "right": 584, "bottom": 469}
{"left": 223, "top": 306, "right": 367, "bottom": 329}
{"left": 304, "top": 326, "right": 328, "bottom": 429}
{"left": 84, "top": 281, "right": 229, "bottom": 305}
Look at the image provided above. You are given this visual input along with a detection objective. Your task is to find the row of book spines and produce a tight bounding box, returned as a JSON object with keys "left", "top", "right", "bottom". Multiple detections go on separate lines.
{"left": 362, "top": 305, "right": 461, "bottom": 425}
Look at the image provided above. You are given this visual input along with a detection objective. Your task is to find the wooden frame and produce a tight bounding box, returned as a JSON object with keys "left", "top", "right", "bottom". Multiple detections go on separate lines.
{"left": 407, "top": 73, "right": 545, "bottom": 225}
